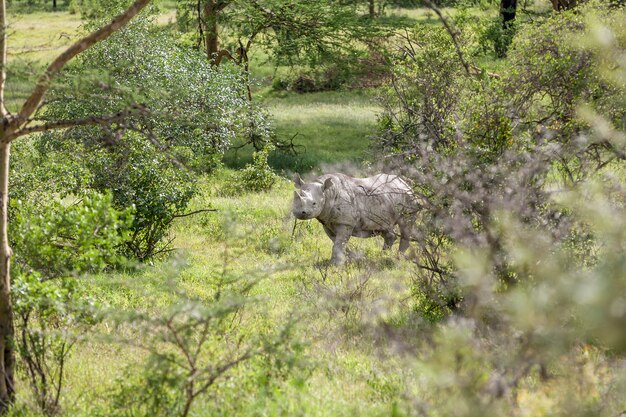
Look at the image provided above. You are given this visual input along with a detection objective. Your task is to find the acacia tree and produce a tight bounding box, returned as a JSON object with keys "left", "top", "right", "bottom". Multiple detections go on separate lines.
{"left": 179, "top": 0, "right": 374, "bottom": 67}
{"left": 0, "top": 0, "right": 151, "bottom": 410}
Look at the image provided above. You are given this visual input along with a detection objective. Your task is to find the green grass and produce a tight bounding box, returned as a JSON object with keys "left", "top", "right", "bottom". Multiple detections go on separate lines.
{"left": 224, "top": 90, "right": 381, "bottom": 173}
{"left": 22, "top": 174, "right": 417, "bottom": 417}
{"left": 6, "top": 10, "right": 82, "bottom": 63}
{"left": 3, "top": 12, "right": 414, "bottom": 415}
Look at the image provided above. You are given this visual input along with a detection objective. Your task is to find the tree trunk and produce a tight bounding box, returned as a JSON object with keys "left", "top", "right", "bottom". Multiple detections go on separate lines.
{"left": 203, "top": 1, "right": 219, "bottom": 61}
{"left": 52, "top": 0, "right": 57, "bottom": 10}
{"left": 500, "top": 0, "right": 517, "bottom": 28}
{"left": 368, "top": 0, "right": 375, "bottom": 17}
{"left": 496, "top": 0, "right": 517, "bottom": 57}
{"left": 0, "top": 143, "right": 13, "bottom": 414}
{"left": 0, "top": 1, "right": 13, "bottom": 410}
{"left": 551, "top": 0, "right": 577, "bottom": 10}
{"left": 0, "top": 143, "right": 15, "bottom": 406}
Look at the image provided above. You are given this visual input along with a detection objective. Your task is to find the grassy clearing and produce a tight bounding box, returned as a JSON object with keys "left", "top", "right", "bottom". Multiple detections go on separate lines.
{"left": 4, "top": 13, "right": 410, "bottom": 414}
{"left": 4, "top": 9, "right": 82, "bottom": 112}
{"left": 225, "top": 90, "right": 381, "bottom": 173}
{"left": 6, "top": 10, "right": 82, "bottom": 63}
{"left": 3, "top": 9, "right": 405, "bottom": 414}
{"left": 32, "top": 174, "right": 418, "bottom": 417}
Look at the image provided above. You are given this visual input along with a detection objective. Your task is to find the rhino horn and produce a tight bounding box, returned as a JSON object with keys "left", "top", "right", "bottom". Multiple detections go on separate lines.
{"left": 293, "top": 173, "right": 304, "bottom": 189}
{"left": 293, "top": 190, "right": 303, "bottom": 200}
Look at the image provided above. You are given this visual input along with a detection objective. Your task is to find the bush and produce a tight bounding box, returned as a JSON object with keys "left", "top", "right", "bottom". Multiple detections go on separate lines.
{"left": 98, "top": 273, "right": 296, "bottom": 417}
{"left": 50, "top": 11, "right": 255, "bottom": 172}
{"left": 234, "top": 144, "right": 279, "bottom": 193}
{"left": 271, "top": 44, "right": 390, "bottom": 93}
{"left": 376, "top": 2, "right": 626, "bottom": 320}
{"left": 12, "top": 191, "right": 133, "bottom": 276}
{"left": 10, "top": 190, "right": 132, "bottom": 415}
{"left": 356, "top": 4, "right": 626, "bottom": 414}
{"left": 34, "top": 129, "right": 197, "bottom": 261}
{"left": 39, "top": 10, "right": 263, "bottom": 260}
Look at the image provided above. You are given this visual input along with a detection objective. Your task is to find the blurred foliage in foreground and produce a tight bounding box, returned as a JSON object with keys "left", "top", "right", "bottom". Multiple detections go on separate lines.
{"left": 370, "top": 2, "right": 626, "bottom": 415}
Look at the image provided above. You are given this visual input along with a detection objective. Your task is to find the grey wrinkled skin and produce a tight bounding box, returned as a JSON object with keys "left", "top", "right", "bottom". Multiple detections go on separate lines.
{"left": 292, "top": 172, "right": 419, "bottom": 265}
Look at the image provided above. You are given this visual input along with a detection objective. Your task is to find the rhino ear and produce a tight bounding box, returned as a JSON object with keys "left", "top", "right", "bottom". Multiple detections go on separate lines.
{"left": 323, "top": 178, "right": 333, "bottom": 191}
{"left": 293, "top": 173, "right": 304, "bottom": 189}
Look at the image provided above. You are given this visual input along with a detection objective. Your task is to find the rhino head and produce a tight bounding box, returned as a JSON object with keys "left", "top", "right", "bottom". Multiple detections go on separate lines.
{"left": 291, "top": 173, "right": 333, "bottom": 220}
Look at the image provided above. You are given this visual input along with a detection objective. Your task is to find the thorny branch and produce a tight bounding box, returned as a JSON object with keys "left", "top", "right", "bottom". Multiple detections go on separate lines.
{"left": 421, "top": 0, "right": 500, "bottom": 79}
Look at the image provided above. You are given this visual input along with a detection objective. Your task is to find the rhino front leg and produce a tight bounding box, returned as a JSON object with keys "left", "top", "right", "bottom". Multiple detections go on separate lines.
{"left": 330, "top": 224, "right": 353, "bottom": 265}
{"left": 324, "top": 224, "right": 356, "bottom": 262}
{"left": 322, "top": 224, "right": 336, "bottom": 242}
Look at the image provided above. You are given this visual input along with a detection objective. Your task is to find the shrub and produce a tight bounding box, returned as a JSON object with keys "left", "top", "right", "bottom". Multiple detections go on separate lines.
{"left": 11, "top": 191, "right": 133, "bottom": 276}
{"left": 39, "top": 10, "right": 262, "bottom": 260}
{"left": 235, "top": 144, "right": 278, "bottom": 193}
{"left": 98, "top": 272, "right": 296, "bottom": 417}
{"left": 376, "top": 1, "right": 625, "bottom": 320}
{"left": 48, "top": 11, "right": 255, "bottom": 172}
{"left": 355, "top": 5, "right": 626, "bottom": 415}
{"left": 10, "top": 190, "right": 132, "bottom": 416}
{"left": 35, "top": 130, "right": 196, "bottom": 261}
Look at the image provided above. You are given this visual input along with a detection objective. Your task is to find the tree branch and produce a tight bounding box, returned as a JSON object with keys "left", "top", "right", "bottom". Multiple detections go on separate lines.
{"left": 13, "top": 0, "right": 152, "bottom": 134}
{"left": 8, "top": 104, "right": 147, "bottom": 141}
{"left": 195, "top": 348, "right": 254, "bottom": 397}
{"left": 422, "top": 0, "right": 472, "bottom": 77}
{"left": 172, "top": 209, "right": 218, "bottom": 219}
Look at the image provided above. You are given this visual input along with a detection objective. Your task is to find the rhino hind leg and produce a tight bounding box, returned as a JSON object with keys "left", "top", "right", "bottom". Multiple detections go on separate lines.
{"left": 383, "top": 231, "right": 396, "bottom": 250}
{"left": 398, "top": 218, "right": 417, "bottom": 253}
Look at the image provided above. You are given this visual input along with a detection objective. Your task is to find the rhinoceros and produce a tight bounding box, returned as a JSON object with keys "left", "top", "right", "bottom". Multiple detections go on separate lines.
{"left": 291, "top": 172, "right": 419, "bottom": 265}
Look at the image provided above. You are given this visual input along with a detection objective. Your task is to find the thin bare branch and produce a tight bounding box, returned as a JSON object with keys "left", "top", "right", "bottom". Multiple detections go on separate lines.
{"left": 194, "top": 349, "right": 254, "bottom": 397}
{"left": 172, "top": 209, "right": 218, "bottom": 219}
{"left": 422, "top": 0, "right": 471, "bottom": 77}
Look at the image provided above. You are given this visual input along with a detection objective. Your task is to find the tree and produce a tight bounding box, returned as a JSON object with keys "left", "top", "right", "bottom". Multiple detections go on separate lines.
{"left": 551, "top": 0, "right": 577, "bottom": 10}
{"left": 0, "top": 0, "right": 151, "bottom": 411}
{"left": 176, "top": 0, "right": 233, "bottom": 64}
{"left": 500, "top": 0, "right": 516, "bottom": 26}
{"left": 496, "top": 0, "right": 516, "bottom": 57}
{"left": 179, "top": 0, "right": 375, "bottom": 69}
{"left": 201, "top": 0, "right": 230, "bottom": 63}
